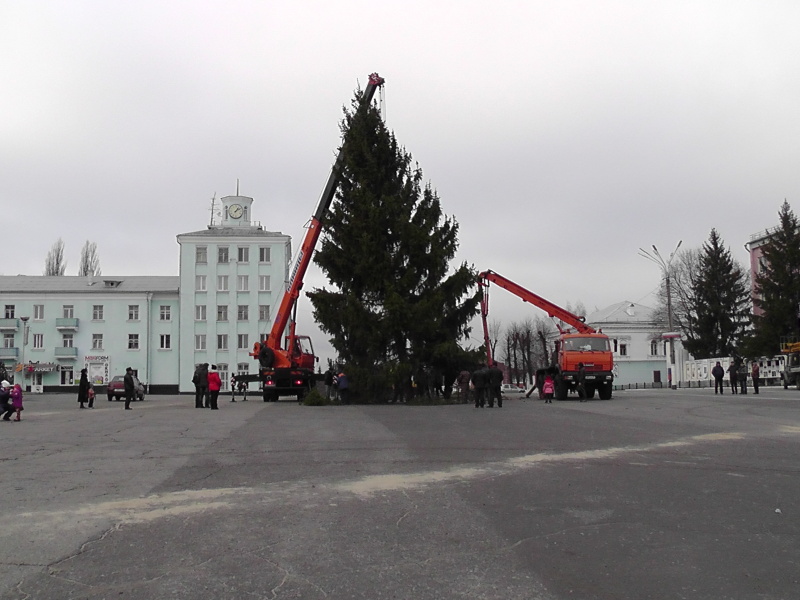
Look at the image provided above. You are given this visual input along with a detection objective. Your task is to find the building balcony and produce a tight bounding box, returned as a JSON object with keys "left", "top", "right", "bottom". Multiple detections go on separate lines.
{"left": 0, "top": 319, "right": 19, "bottom": 331}
{"left": 56, "top": 318, "right": 79, "bottom": 330}
{"left": 0, "top": 347, "right": 19, "bottom": 359}
{"left": 54, "top": 347, "right": 78, "bottom": 359}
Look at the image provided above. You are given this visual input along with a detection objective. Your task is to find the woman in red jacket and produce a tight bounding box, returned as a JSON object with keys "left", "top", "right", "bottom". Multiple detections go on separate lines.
{"left": 207, "top": 365, "right": 222, "bottom": 410}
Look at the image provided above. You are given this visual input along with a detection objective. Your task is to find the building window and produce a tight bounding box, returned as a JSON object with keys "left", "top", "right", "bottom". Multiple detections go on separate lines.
{"left": 259, "top": 275, "right": 270, "bottom": 292}
{"left": 63, "top": 333, "right": 73, "bottom": 348}
{"left": 217, "top": 334, "right": 228, "bottom": 350}
{"left": 128, "top": 305, "right": 139, "bottom": 320}
{"left": 218, "top": 246, "right": 229, "bottom": 264}
{"left": 3, "top": 334, "right": 13, "bottom": 348}
{"left": 33, "top": 333, "right": 44, "bottom": 349}
{"left": 61, "top": 367, "right": 73, "bottom": 385}
{"left": 33, "top": 305, "right": 44, "bottom": 320}
{"left": 160, "top": 334, "right": 171, "bottom": 349}
{"left": 259, "top": 305, "right": 270, "bottom": 321}
{"left": 237, "top": 275, "right": 249, "bottom": 292}
{"left": 237, "top": 333, "right": 249, "bottom": 349}
{"left": 196, "top": 246, "right": 207, "bottom": 263}
{"left": 217, "top": 275, "right": 229, "bottom": 292}
{"left": 195, "top": 305, "right": 206, "bottom": 321}
{"left": 259, "top": 247, "right": 271, "bottom": 263}
{"left": 619, "top": 343, "right": 627, "bottom": 357}
{"left": 237, "top": 362, "right": 249, "bottom": 374}
{"left": 237, "top": 247, "right": 249, "bottom": 263}
{"left": 160, "top": 305, "right": 171, "bottom": 321}
{"left": 237, "top": 305, "right": 249, "bottom": 321}
{"left": 4, "top": 305, "right": 14, "bottom": 319}
{"left": 92, "top": 334, "right": 103, "bottom": 350}
{"left": 63, "top": 305, "right": 74, "bottom": 319}
{"left": 195, "top": 334, "right": 206, "bottom": 351}
{"left": 650, "top": 340, "right": 658, "bottom": 356}
{"left": 217, "top": 305, "right": 228, "bottom": 321}
{"left": 128, "top": 334, "right": 139, "bottom": 350}
{"left": 92, "top": 305, "right": 104, "bottom": 320}
{"left": 196, "top": 275, "right": 207, "bottom": 291}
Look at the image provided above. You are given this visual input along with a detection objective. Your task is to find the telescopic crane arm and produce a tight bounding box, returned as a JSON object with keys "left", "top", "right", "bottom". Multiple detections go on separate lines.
{"left": 266, "top": 73, "right": 385, "bottom": 361}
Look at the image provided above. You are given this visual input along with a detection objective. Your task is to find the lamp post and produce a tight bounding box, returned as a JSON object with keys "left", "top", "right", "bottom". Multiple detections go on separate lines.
{"left": 19, "top": 316, "right": 29, "bottom": 391}
{"left": 638, "top": 241, "right": 682, "bottom": 389}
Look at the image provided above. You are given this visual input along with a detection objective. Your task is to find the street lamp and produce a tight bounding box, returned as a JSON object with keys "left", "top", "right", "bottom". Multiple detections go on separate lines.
{"left": 19, "top": 316, "right": 29, "bottom": 391}
{"left": 638, "top": 241, "right": 682, "bottom": 389}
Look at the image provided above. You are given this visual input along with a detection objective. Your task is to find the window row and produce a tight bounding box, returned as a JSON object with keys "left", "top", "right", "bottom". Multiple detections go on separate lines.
{"left": 5, "top": 332, "right": 172, "bottom": 350}
{"left": 194, "top": 333, "right": 257, "bottom": 351}
{"left": 3, "top": 304, "right": 174, "bottom": 321}
{"left": 195, "top": 246, "right": 271, "bottom": 264}
{"left": 194, "top": 304, "right": 270, "bottom": 322}
{"left": 194, "top": 275, "right": 270, "bottom": 292}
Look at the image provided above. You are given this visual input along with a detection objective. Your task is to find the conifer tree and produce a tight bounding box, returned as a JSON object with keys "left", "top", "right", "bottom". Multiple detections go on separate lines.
{"left": 681, "top": 229, "right": 750, "bottom": 358}
{"left": 749, "top": 201, "right": 800, "bottom": 355}
{"left": 308, "top": 87, "right": 480, "bottom": 400}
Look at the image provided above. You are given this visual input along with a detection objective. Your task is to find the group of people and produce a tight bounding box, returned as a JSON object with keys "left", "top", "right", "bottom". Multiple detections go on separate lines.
{"left": 324, "top": 369, "right": 350, "bottom": 403}
{"left": 711, "top": 360, "right": 760, "bottom": 394}
{"left": 191, "top": 363, "right": 224, "bottom": 409}
{"left": 467, "top": 363, "right": 504, "bottom": 408}
{"left": 0, "top": 380, "right": 24, "bottom": 421}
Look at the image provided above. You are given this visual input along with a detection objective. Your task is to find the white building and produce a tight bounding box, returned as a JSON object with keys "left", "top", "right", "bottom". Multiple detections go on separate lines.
{"left": 0, "top": 194, "right": 291, "bottom": 394}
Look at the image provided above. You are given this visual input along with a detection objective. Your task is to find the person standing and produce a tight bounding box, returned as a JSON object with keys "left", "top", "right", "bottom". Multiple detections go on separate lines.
{"left": 487, "top": 362, "right": 503, "bottom": 408}
{"left": 87, "top": 381, "right": 95, "bottom": 408}
{"left": 337, "top": 370, "right": 350, "bottom": 404}
{"left": 10, "top": 383, "right": 23, "bottom": 421}
{"left": 123, "top": 367, "right": 135, "bottom": 410}
{"left": 471, "top": 366, "right": 488, "bottom": 408}
{"left": 727, "top": 361, "right": 738, "bottom": 394}
{"left": 0, "top": 381, "right": 14, "bottom": 421}
{"left": 207, "top": 365, "right": 221, "bottom": 410}
{"left": 230, "top": 374, "right": 237, "bottom": 402}
{"left": 324, "top": 368, "right": 334, "bottom": 400}
{"left": 542, "top": 374, "right": 555, "bottom": 403}
{"left": 457, "top": 370, "right": 471, "bottom": 403}
{"left": 192, "top": 363, "right": 208, "bottom": 408}
{"left": 752, "top": 362, "right": 760, "bottom": 395}
{"left": 711, "top": 361, "right": 725, "bottom": 394}
{"left": 77, "top": 368, "right": 90, "bottom": 409}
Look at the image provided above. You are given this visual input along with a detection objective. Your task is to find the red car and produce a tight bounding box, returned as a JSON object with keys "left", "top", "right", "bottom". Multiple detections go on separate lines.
{"left": 106, "top": 375, "right": 145, "bottom": 402}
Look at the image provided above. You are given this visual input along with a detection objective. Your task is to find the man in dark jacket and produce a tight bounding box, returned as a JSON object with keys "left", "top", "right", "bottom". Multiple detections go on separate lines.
{"left": 727, "top": 361, "right": 739, "bottom": 395}
{"left": 123, "top": 367, "right": 135, "bottom": 410}
{"left": 487, "top": 362, "right": 503, "bottom": 408}
{"left": 471, "top": 366, "right": 488, "bottom": 408}
{"left": 711, "top": 361, "right": 725, "bottom": 394}
{"left": 192, "top": 363, "right": 208, "bottom": 408}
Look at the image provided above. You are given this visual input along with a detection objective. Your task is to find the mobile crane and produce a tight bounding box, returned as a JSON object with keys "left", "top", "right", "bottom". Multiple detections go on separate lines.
{"left": 478, "top": 270, "right": 615, "bottom": 400}
{"left": 248, "top": 73, "right": 386, "bottom": 402}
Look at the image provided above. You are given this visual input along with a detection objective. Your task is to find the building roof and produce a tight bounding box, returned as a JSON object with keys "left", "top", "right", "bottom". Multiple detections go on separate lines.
{"left": 177, "top": 227, "right": 288, "bottom": 239}
{"left": 0, "top": 275, "right": 179, "bottom": 294}
{"left": 587, "top": 301, "right": 658, "bottom": 326}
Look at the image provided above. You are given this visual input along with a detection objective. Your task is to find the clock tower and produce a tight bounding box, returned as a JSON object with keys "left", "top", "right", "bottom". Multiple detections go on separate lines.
{"left": 219, "top": 195, "right": 254, "bottom": 227}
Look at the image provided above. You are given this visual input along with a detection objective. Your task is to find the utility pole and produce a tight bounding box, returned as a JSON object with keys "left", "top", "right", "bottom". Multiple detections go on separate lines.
{"left": 639, "top": 241, "right": 682, "bottom": 389}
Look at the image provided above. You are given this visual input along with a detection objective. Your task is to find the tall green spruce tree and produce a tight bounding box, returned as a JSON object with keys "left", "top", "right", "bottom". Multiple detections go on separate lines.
{"left": 748, "top": 201, "right": 800, "bottom": 355}
{"left": 681, "top": 229, "right": 750, "bottom": 359}
{"left": 308, "top": 87, "right": 480, "bottom": 401}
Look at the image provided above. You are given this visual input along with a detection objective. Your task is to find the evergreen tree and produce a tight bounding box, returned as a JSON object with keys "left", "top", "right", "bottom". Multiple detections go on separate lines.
{"left": 749, "top": 201, "right": 800, "bottom": 355}
{"left": 681, "top": 229, "right": 750, "bottom": 358}
{"left": 44, "top": 238, "right": 66, "bottom": 276}
{"left": 77, "top": 241, "right": 102, "bottom": 277}
{"left": 308, "top": 87, "right": 480, "bottom": 401}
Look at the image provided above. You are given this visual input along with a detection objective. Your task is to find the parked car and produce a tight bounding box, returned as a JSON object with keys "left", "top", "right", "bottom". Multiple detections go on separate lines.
{"left": 501, "top": 383, "right": 524, "bottom": 396}
{"left": 107, "top": 375, "right": 145, "bottom": 401}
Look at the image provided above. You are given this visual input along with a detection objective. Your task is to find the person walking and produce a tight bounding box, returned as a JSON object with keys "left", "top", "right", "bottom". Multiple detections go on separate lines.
{"left": 123, "top": 367, "right": 135, "bottom": 410}
{"left": 711, "top": 361, "right": 725, "bottom": 394}
{"left": 336, "top": 370, "right": 350, "bottom": 404}
{"left": 207, "top": 365, "right": 221, "bottom": 410}
{"left": 230, "top": 374, "right": 237, "bottom": 402}
{"left": 0, "top": 381, "right": 14, "bottom": 421}
{"left": 192, "top": 363, "right": 208, "bottom": 408}
{"left": 10, "top": 383, "right": 23, "bottom": 421}
{"left": 727, "top": 361, "right": 738, "bottom": 394}
{"left": 752, "top": 362, "right": 760, "bottom": 395}
{"left": 77, "top": 369, "right": 90, "bottom": 409}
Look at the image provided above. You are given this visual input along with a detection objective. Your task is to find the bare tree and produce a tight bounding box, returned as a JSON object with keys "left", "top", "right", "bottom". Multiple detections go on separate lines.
{"left": 44, "top": 238, "right": 66, "bottom": 276}
{"left": 77, "top": 241, "right": 102, "bottom": 277}
{"left": 487, "top": 318, "right": 502, "bottom": 361}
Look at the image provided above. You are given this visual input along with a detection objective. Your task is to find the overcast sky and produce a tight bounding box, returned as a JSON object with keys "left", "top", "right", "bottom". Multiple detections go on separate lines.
{"left": 3, "top": 1, "right": 799, "bottom": 362}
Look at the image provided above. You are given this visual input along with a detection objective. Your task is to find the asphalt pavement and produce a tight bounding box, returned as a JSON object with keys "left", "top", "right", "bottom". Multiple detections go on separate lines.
{"left": 1, "top": 387, "right": 799, "bottom": 599}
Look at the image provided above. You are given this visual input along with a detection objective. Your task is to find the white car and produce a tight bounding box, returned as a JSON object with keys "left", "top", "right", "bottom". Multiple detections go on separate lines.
{"left": 500, "top": 384, "right": 524, "bottom": 395}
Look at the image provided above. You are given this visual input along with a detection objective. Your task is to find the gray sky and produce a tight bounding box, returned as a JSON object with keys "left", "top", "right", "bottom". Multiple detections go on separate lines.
{"left": 3, "top": 1, "right": 799, "bottom": 362}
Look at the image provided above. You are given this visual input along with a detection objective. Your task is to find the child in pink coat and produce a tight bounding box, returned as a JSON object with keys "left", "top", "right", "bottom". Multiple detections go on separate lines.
{"left": 10, "top": 383, "right": 23, "bottom": 421}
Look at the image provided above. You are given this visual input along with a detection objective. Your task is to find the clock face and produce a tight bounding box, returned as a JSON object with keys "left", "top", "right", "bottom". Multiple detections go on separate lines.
{"left": 229, "top": 204, "right": 243, "bottom": 218}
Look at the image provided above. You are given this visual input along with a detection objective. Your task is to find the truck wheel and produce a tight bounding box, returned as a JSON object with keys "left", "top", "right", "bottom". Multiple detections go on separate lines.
{"left": 263, "top": 389, "right": 277, "bottom": 402}
{"left": 108, "top": 394, "right": 113, "bottom": 402}
{"left": 598, "top": 383, "right": 612, "bottom": 400}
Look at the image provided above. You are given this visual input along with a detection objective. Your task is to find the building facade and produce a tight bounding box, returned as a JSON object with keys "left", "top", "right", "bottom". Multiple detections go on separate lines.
{"left": 0, "top": 194, "right": 291, "bottom": 393}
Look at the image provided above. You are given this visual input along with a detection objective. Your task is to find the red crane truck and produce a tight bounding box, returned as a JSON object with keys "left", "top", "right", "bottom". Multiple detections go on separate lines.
{"left": 248, "top": 73, "right": 386, "bottom": 402}
{"left": 478, "top": 270, "right": 615, "bottom": 400}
